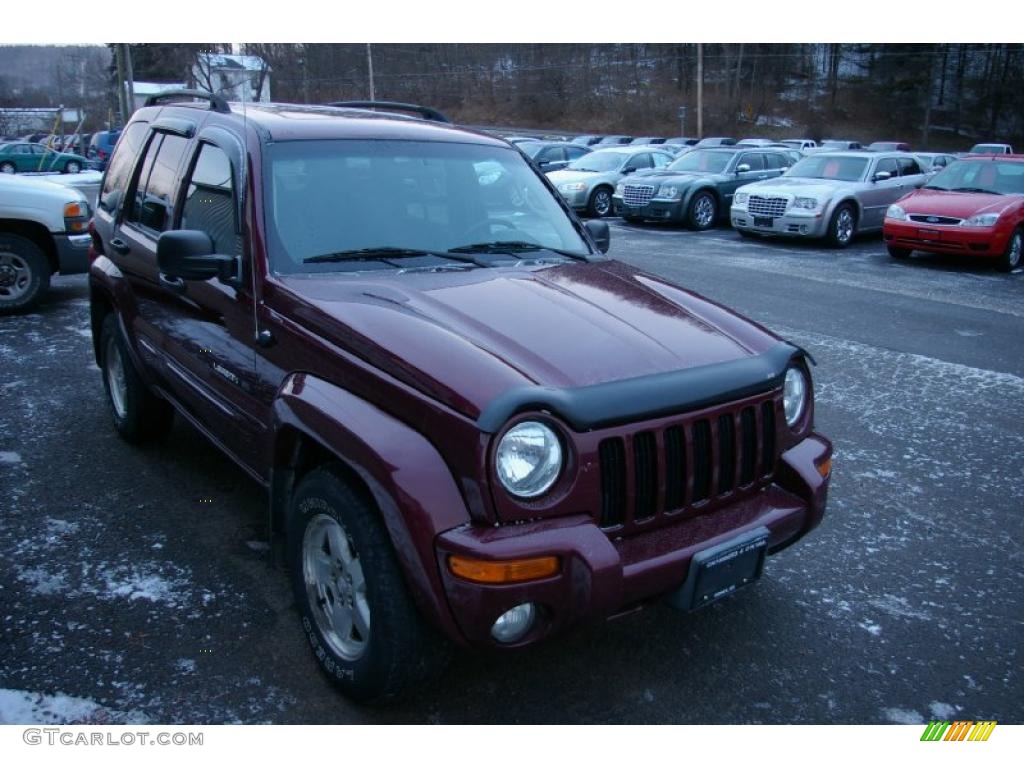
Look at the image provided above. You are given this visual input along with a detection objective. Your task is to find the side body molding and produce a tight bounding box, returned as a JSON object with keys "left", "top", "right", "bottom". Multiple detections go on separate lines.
{"left": 271, "top": 372, "right": 471, "bottom": 642}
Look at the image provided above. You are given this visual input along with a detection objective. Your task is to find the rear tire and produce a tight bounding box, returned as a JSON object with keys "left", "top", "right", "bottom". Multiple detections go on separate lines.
{"left": 0, "top": 233, "right": 50, "bottom": 315}
{"left": 996, "top": 228, "right": 1022, "bottom": 272}
{"left": 887, "top": 245, "right": 912, "bottom": 259}
{"left": 826, "top": 203, "right": 857, "bottom": 248}
{"left": 64, "top": 160, "right": 81, "bottom": 174}
{"left": 99, "top": 314, "right": 174, "bottom": 443}
{"left": 288, "top": 465, "right": 449, "bottom": 703}
{"left": 0, "top": 161, "right": 15, "bottom": 174}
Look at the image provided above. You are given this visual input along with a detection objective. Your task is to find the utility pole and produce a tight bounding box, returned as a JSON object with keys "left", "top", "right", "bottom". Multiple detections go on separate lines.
{"left": 696, "top": 43, "right": 704, "bottom": 138}
{"left": 922, "top": 50, "right": 939, "bottom": 150}
{"left": 366, "top": 43, "right": 375, "bottom": 101}
{"left": 114, "top": 44, "right": 128, "bottom": 126}
{"left": 122, "top": 44, "right": 135, "bottom": 117}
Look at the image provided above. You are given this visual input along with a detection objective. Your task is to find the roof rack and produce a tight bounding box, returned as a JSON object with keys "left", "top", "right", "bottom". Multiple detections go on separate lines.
{"left": 144, "top": 89, "right": 231, "bottom": 114}
{"left": 326, "top": 100, "right": 451, "bottom": 124}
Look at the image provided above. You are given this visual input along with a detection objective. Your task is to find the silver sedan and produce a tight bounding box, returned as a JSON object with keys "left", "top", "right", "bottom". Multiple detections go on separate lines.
{"left": 547, "top": 147, "right": 674, "bottom": 217}
{"left": 730, "top": 151, "right": 928, "bottom": 247}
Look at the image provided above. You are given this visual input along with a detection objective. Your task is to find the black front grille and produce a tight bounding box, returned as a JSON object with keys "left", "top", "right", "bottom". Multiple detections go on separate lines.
{"left": 908, "top": 213, "right": 962, "bottom": 226}
{"left": 597, "top": 397, "right": 778, "bottom": 530}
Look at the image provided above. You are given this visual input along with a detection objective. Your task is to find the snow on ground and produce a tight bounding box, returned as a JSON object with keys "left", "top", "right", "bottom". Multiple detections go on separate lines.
{"left": 882, "top": 707, "right": 924, "bottom": 724}
{"left": 0, "top": 688, "right": 148, "bottom": 725}
{"left": 0, "top": 451, "right": 22, "bottom": 464}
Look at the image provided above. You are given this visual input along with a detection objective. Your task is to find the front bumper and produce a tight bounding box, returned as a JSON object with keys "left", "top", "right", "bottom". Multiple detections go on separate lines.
{"left": 613, "top": 195, "right": 685, "bottom": 221}
{"left": 53, "top": 232, "right": 92, "bottom": 274}
{"left": 435, "top": 433, "right": 831, "bottom": 648}
{"left": 883, "top": 220, "right": 1008, "bottom": 257}
{"left": 732, "top": 207, "right": 830, "bottom": 238}
{"left": 557, "top": 188, "right": 589, "bottom": 210}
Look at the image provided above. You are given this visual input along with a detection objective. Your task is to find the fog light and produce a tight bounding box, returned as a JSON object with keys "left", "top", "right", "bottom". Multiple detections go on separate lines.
{"left": 491, "top": 603, "right": 537, "bottom": 644}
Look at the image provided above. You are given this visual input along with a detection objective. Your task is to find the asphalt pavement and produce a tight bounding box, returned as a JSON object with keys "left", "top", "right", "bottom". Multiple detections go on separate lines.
{"left": 1, "top": 222, "right": 1022, "bottom": 724}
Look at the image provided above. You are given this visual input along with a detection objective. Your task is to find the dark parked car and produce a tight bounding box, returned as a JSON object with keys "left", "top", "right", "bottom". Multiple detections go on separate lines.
{"left": 629, "top": 137, "right": 666, "bottom": 145}
{"left": 90, "top": 92, "right": 831, "bottom": 702}
{"left": 88, "top": 130, "right": 122, "bottom": 170}
{"left": 694, "top": 137, "right": 737, "bottom": 148}
{"left": 595, "top": 135, "right": 633, "bottom": 146}
{"left": 571, "top": 135, "right": 604, "bottom": 146}
{"left": 664, "top": 137, "right": 700, "bottom": 146}
{"left": 516, "top": 140, "right": 592, "bottom": 173}
{"left": 613, "top": 146, "right": 794, "bottom": 228}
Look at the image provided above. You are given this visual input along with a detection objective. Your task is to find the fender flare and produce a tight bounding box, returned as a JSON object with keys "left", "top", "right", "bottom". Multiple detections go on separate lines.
{"left": 271, "top": 372, "right": 472, "bottom": 643}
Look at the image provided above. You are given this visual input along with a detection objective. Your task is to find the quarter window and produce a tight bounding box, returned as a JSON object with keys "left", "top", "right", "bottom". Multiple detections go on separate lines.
{"left": 875, "top": 158, "right": 899, "bottom": 177}
{"left": 897, "top": 157, "right": 922, "bottom": 176}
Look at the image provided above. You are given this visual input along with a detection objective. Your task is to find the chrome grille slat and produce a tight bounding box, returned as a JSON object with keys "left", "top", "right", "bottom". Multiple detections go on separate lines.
{"left": 623, "top": 184, "right": 656, "bottom": 206}
{"left": 748, "top": 196, "right": 788, "bottom": 217}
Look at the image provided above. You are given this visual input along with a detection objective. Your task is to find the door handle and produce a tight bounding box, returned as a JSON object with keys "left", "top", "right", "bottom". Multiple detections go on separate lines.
{"left": 109, "top": 237, "right": 130, "bottom": 255}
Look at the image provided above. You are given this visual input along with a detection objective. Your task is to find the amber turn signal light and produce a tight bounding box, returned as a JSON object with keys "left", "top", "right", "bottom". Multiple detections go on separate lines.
{"left": 816, "top": 457, "right": 832, "bottom": 478}
{"left": 448, "top": 554, "right": 560, "bottom": 584}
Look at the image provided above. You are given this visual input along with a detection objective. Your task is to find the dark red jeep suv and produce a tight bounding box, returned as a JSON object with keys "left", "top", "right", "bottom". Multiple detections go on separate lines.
{"left": 89, "top": 92, "right": 832, "bottom": 701}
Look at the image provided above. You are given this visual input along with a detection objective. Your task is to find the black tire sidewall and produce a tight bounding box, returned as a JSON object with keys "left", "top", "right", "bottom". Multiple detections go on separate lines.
{"left": 0, "top": 162, "right": 15, "bottom": 174}
{"left": 65, "top": 161, "right": 81, "bottom": 174}
{"left": 0, "top": 234, "right": 50, "bottom": 315}
{"left": 998, "top": 228, "right": 1022, "bottom": 272}
{"left": 99, "top": 314, "right": 173, "bottom": 442}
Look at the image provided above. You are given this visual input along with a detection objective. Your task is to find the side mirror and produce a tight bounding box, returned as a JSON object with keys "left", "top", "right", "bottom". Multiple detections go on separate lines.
{"left": 157, "top": 230, "right": 235, "bottom": 282}
{"left": 584, "top": 219, "right": 611, "bottom": 254}
{"left": 873, "top": 171, "right": 892, "bottom": 182}
{"left": 736, "top": 163, "right": 751, "bottom": 173}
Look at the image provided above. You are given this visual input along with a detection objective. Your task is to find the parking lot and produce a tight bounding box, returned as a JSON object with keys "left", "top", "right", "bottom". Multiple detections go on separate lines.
{"left": 1, "top": 220, "right": 1022, "bottom": 724}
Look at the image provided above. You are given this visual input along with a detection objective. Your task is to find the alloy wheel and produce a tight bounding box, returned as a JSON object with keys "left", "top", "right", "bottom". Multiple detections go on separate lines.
{"left": 694, "top": 195, "right": 715, "bottom": 228}
{"left": 104, "top": 336, "right": 128, "bottom": 419}
{"left": 302, "top": 513, "right": 371, "bottom": 661}
{"left": 593, "top": 190, "right": 611, "bottom": 216}
{"left": 835, "top": 209, "right": 854, "bottom": 244}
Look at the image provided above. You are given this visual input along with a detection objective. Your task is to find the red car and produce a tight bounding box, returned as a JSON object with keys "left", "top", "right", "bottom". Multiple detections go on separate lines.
{"left": 883, "top": 155, "right": 1024, "bottom": 271}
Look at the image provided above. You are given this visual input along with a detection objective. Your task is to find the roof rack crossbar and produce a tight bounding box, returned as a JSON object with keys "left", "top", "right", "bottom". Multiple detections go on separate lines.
{"left": 326, "top": 100, "right": 451, "bottom": 124}
{"left": 144, "top": 89, "right": 231, "bottom": 113}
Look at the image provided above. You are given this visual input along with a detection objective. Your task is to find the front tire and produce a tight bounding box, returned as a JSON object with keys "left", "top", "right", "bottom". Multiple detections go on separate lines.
{"left": 0, "top": 233, "right": 50, "bottom": 315}
{"left": 99, "top": 314, "right": 174, "bottom": 443}
{"left": 64, "top": 160, "right": 82, "bottom": 174}
{"left": 288, "top": 466, "right": 449, "bottom": 702}
{"left": 0, "top": 161, "right": 15, "bottom": 174}
{"left": 586, "top": 186, "right": 613, "bottom": 218}
{"left": 887, "top": 245, "right": 912, "bottom": 259}
{"left": 826, "top": 203, "right": 857, "bottom": 248}
{"left": 687, "top": 191, "right": 718, "bottom": 231}
{"left": 996, "top": 228, "right": 1022, "bottom": 272}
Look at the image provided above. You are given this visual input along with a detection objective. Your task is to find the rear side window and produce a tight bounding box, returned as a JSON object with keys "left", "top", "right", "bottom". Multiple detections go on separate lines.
{"left": 897, "top": 157, "right": 922, "bottom": 176}
{"left": 181, "top": 143, "right": 240, "bottom": 257}
{"left": 875, "top": 158, "right": 899, "bottom": 176}
{"left": 99, "top": 122, "right": 147, "bottom": 213}
{"left": 128, "top": 132, "right": 189, "bottom": 233}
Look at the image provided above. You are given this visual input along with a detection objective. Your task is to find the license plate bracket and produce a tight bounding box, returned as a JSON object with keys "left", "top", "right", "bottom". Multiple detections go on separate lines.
{"left": 665, "top": 526, "right": 769, "bottom": 612}
{"left": 754, "top": 216, "right": 774, "bottom": 228}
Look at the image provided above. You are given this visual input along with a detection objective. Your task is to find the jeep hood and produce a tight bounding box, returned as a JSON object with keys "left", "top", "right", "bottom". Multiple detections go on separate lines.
{"left": 274, "top": 260, "right": 781, "bottom": 421}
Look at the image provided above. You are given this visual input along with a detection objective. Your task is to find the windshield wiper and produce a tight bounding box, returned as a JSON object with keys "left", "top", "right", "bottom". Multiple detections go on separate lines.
{"left": 448, "top": 241, "right": 586, "bottom": 260}
{"left": 924, "top": 185, "right": 949, "bottom": 191}
{"left": 951, "top": 187, "right": 1002, "bottom": 195}
{"left": 303, "top": 247, "right": 478, "bottom": 265}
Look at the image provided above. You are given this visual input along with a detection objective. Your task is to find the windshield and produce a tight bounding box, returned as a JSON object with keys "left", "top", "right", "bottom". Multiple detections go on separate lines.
{"left": 786, "top": 155, "right": 868, "bottom": 181}
{"left": 925, "top": 160, "right": 1024, "bottom": 195}
{"left": 266, "top": 140, "right": 590, "bottom": 273}
{"left": 668, "top": 150, "right": 732, "bottom": 174}
{"left": 969, "top": 144, "right": 1001, "bottom": 153}
{"left": 516, "top": 142, "right": 544, "bottom": 159}
{"left": 567, "top": 151, "right": 626, "bottom": 172}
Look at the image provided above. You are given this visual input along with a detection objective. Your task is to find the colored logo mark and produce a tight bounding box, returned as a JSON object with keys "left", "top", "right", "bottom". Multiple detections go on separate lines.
{"left": 920, "top": 720, "right": 996, "bottom": 742}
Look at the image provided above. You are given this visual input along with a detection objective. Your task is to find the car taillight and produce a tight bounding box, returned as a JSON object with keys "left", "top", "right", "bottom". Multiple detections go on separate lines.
{"left": 87, "top": 220, "right": 103, "bottom": 263}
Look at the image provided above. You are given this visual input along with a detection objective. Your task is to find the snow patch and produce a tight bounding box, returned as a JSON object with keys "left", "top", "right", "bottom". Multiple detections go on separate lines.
{"left": 0, "top": 688, "right": 148, "bottom": 725}
{"left": 0, "top": 451, "right": 22, "bottom": 464}
{"left": 858, "top": 620, "right": 882, "bottom": 636}
{"left": 930, "top": 702, "right": 958, "bottom": 719}
{"left": 883, "top": 707, "right": 924, "bottom": 725}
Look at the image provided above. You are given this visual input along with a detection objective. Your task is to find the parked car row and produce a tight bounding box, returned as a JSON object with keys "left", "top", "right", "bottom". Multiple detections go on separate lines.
{"left": 549, "top": 143, "right": 1022, "bottom": 272}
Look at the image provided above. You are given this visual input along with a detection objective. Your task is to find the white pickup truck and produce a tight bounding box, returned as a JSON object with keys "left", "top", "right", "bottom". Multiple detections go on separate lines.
{"left": 0, "top": 173, "right": 93, "bottom": 314}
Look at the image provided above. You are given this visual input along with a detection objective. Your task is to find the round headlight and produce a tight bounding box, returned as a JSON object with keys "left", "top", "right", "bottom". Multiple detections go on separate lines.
{"left": 783, "top": 367, "right": 808, "bottom": 428}
{"left": 495, "top": 421, "right": 563, "bottom": 498}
